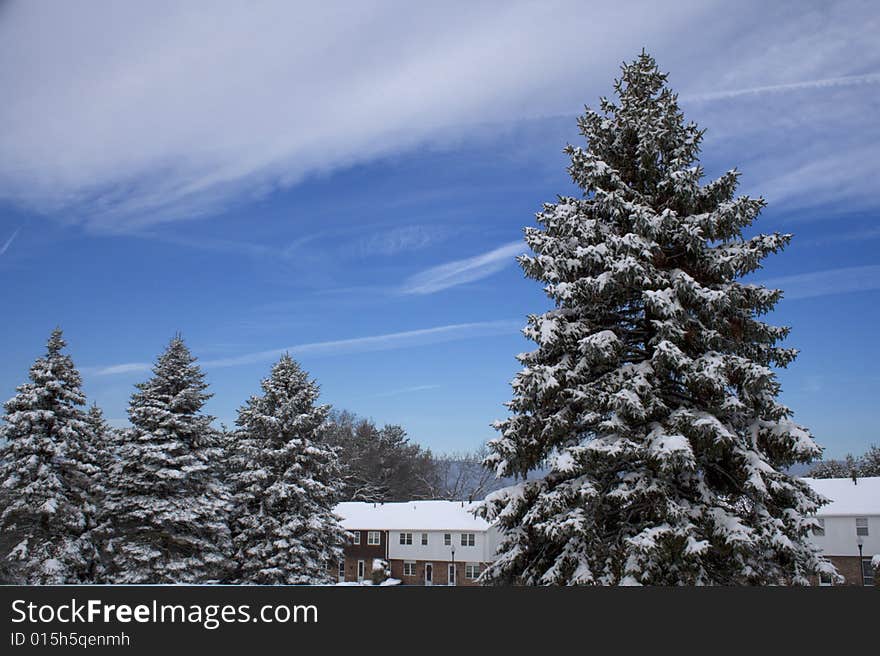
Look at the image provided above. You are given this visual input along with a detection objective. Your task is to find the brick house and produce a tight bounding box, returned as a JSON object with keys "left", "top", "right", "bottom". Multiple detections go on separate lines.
{"left": 805, "top": 476, "right": 879, "bottom": 586}
{"left": 334, "top": 500, "right": 498, "bottom": 585}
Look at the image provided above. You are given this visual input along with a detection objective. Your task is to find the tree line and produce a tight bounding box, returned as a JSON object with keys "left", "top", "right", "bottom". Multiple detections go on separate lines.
{"left": 0, "top": 329, "right": 492, "bottom": 584}
{"left": 808, "top": 445, "right": 880, "bottom": 480}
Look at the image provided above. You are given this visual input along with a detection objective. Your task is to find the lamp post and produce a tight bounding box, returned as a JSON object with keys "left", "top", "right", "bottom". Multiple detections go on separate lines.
{"left": 451, "top": 544, "right": 456, "bottom": 587}
{"left": 857, "top": 535, "right": 865, "bottom": 586}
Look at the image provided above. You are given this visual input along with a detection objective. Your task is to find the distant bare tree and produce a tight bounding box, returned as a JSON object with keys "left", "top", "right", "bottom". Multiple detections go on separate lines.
{"left": 325, "top": 410, "right": 439, "bottom": 502}
{"left": 432, "top": 446, "right": 496, "bottom": 501}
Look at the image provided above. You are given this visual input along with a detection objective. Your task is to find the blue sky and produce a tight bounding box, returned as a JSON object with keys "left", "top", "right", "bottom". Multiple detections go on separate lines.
{"left": 1, "top": 1, "right": 878, "bottom": 457}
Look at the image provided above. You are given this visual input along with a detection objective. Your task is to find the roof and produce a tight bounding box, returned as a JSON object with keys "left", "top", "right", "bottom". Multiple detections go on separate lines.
{"left": 334, "top": 500, "right": 491, "bottom": 531}
{"left": 803, "top": 477, "right": 880, "bottom": 516}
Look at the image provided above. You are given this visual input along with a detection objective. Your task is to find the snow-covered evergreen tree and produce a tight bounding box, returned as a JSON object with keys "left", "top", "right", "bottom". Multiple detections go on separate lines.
{"left": 229, "top": 354, "right": 346, "bottom": 584}
{"left": 479, "top": 52, "right": 834, "bottom": 585}
{"left": 101, "top": 336, "right": 231, "bottom": 583}
{"left": 82, "top": 402, "right": 115, "bottom": 582}
{"left": 0, "top": 328, "right": 97, "bottom": 583}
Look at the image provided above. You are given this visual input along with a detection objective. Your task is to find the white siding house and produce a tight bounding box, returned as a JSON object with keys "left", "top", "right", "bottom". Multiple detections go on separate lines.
{"left": 804, "top": 476, "right": 880, "bottom": 586}
{"left": 334, "top": 500, "right": 499, "bottom": 585}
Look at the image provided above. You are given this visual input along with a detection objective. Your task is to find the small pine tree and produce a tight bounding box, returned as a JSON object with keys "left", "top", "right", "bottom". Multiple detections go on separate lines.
{"left": 480, "top": 52, "right": 833, "bottom": 585}
{"left": 101, "top": 336, "right": 231, "bottom": 583}
{"left": 0, "top": 329, "right": 97, "bottom": 583}
{"left": 82, "top": 402, "right": 115, "bottom": 582}
{"left": 229, "top": 355, "right": 346, "bottom": 584}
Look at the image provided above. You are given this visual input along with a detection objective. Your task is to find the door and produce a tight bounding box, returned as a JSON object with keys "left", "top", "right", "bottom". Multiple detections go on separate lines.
{"left": 448, "top": 563, "right": 456, "bottom": 586}
{"left": 357, "top": 560, "right": 365, "bottom": 582}
{"left": 424, "top": 563, "right": 433, "bottom": 586}
{"left": 338, "top": 560, "right": 345, "bottom": 583}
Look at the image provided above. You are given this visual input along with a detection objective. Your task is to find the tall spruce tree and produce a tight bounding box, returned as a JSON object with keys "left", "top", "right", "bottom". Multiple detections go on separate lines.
{"left": 101, "top": 336, "right": 231, "bottom": 583}
{"left": 480, "top": 52, "right": 833, "bottom": 585}
{"left": 0, "top": 329, "right": 97, "bottom": 583}
{"left": 229, "top": 355, "right": 346, "bottom": 584}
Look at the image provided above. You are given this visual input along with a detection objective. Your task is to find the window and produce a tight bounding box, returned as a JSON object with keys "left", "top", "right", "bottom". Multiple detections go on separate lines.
{"left": 444, "top": 533, "right": 451, "bottom": 546}
{"left": 818, "top": 571, "right": 833, "bottom": 587}
{"left": 357, "top": 560, "right": 365, "bottom": 581}
{"left": 399, "top": 532, "right": 413, "bottom": 545}
{"left": 421, "top": 533, "right": 428, "bottom": 545}
{"left": 351, "top": 531, "right": 360, "bottom": 545}
{"left": 856, "top": 517, "right": 869, "bottom": 536}
{"left": 461, "top": 533, "right": 475, "bottom": 547}
{"left": 813, "top": 518, "right": 825, "bottom": 536}
{"left": 367, "top": 531, "right": 381, "bottom": 545}
{"left": 403, "top": 562, "right": 416, "bottom": 576}
{"left": 465, "top": 563, "right": 481, "bottom": 579}
{"left": 861, "top": 558, "right": 875, "bottom": 586}
{"left": 337, "top": 561, "right": 345, "bottom": 580}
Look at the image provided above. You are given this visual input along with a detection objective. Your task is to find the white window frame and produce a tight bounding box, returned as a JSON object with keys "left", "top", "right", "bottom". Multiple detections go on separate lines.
{"left": 357, "top": 560, "right": 365, "bottom": 582}
{"left": 337, "top": 560, "right": 345, "bottom": 581}
{"left": 818, "top": 570, "right": 833, "bottom": 586}
{"left": 421, "top": 532, "right": 428, "bottom": 545}
{"left": 367, "top": 531, "right": 381, "bottom": 545}
{"left": 351, "top": 531, "right": 360, "bottom": 545}
{"left": 465, "top": 563, "right": 480, "bottom": 579}
{"left": 399, "top": 532, "right": 413, "bottom": 545}
{"left": 444, "top": 533, "right": 451, "bottom": 546}
{"left": 813, "top": 518, "right": 825, "bottom": 536}
{"left": 403, "top": 561, "right": 416, "bottom": 577}
{"left": 461, "top": 532, "right": 475, "bottom": 547}
{"left": 856, "top": 517, "right": 869, "bottom": 536}
{"left": 861, "top": 558, "right": 875, "bottom": 586}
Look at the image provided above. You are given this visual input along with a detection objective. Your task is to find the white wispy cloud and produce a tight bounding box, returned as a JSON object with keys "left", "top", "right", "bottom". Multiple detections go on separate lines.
{"left": 760, "top": 265, "right": 880, "bottom": 300}
{"left": 400, "top": 241, "right": 523, "bottom": 295}
{"left": 88, "top": 320, "right": 521, "bottom": 376}
{"left": 0, "top": 228, "right": 21, "bottom": 256}
{"left": 356, "top": 225, "right": 450, "bottom": 258}
{"left": 682, "top": 72, "right": 880, "bottom": 103}
{"left": 1, "top": 1, "right": 876, "bottom": 227}
{"left": 367, "top": 384, "right": 442, "bottom": 399}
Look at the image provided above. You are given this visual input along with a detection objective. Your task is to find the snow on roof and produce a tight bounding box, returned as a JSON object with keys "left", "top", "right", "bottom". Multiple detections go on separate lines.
{"left": 334, "top": 500, "right": 491, "bottom": 531}
{"left": 803, "top": 477, "right": 880, "bottom": 516}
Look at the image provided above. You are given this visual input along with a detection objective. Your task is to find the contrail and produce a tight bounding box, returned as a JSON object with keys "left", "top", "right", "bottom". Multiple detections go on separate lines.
{"left": 0, "top": 228, "right": 21, "bottom": 256}
{"left": 683, "top": 72, "right": 880, "bottom": 103}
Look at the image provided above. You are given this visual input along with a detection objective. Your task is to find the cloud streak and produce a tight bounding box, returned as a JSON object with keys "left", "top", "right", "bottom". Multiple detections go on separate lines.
{"left": 760, "top": 265, "right": 880, "bottom": 301}
{"left": 400, "top": 241, "right": 523, "bottom": 295}
{"left": 88, "top": 319, "right": 522, "bottom": 376}
{"left": 682, "top": 72, "right": 880, "bottom": 103}
{"left": 0, "top": 228, "right": 21, "bottom": 256}
{"left": 0, "top": 1, "right": 877, "bottom": 228}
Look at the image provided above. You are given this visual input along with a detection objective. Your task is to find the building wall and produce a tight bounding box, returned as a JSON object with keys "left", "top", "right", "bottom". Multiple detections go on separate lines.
{"left": 810, "top": 514, "right": 879, "bottom": 556}
{"left": 387, "top": 529, "right": 494, "bottom": 562}
{"left": 340, "top": 529, "right": 387, "bottom": 581}
{"left": 824, "top": 556, "right": 877, "bottom": 586}
{"left": 388, "top": 558, "right": 485, "bottom": 586}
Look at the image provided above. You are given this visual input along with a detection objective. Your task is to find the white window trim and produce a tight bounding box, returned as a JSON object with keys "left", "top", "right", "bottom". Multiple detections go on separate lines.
{"left": 444, "top": 533, "right": 451, "bottom": 546}
{"left": 856, "top": 517, "right": 869, "bottom": 536}
{"left": 357, "top": 560, "right": 365, "bottom": 581}
{"left": 399, "top": 532, "right": 413, "bottom": 545}
{"left": 421, "top": 532, "right": 428, "bottom": 545}
{"left": 367, "top": 531, "right": 381, "bottom": 545}
{"left": 351, "top": 531, "right": 360, "bottom": 545}
{"left": 861, "top": 558, "right": 875, "bottom": 586}
{"left": 403, "top": 561, "right": 416, "bottom": 576}
{"left": 461, "top": 532, "right": 475, "bottom": 547}
{"left": 465, "top": 563, "right": 480, "bottom": 579}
